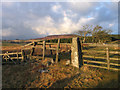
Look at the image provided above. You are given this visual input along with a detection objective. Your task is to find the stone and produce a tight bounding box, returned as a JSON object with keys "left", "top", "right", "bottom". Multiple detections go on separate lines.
{"left": 71, "top": 37, "right": 83, "bottom": 68}
{"left": 66, "top": 60, "right": 70, "bottom": 65}
{"left": 38, "top": 69, "right": 49, "bottom": 73}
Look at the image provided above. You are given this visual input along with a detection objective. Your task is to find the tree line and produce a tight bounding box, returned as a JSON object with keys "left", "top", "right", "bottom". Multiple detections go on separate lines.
{"left": 46, "top": 24, "right": 119, "bottom": 44}
{"left": 75, "top": 24, "right": 119, "bottom": 43}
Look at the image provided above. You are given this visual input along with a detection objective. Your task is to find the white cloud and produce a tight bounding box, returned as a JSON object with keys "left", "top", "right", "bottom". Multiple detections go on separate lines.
{"left": 2, "top": 2, "right": 118, "bottom": 40}
{"left": 68, "top": 2, "right": 96, "bottom": 12}
{"left": 109, "top": 24, "right": 114, "bottom": 27}
{"left": 51, "top": 4, "right": 62, "bottom": 13}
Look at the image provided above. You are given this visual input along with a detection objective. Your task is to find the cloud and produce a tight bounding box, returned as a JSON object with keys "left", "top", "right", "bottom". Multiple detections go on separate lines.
{"left": 2, "top": 2, "right": 118, "bottom": 40}
{"left": 51, "top": 3, "right": 62, "bottom": 13}
{"left": 109, "top": 24, "right": 114, "bottom": 27}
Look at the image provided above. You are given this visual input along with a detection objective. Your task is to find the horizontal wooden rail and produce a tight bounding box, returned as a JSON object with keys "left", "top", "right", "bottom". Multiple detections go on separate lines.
{"left": 84, "top": 64, "right": 108, "bottom": 69}
{"left": 110, "top": 63, "right": 120, "bottom": 66}
{"left": 84, "top": 60, "right": 107, "bottom": 64}
{"left": 23, "top": 48, "right": 31, "bottom": 50}
{"left": 60, "top": 43, "right": 72, "bottom": 45}
{"left": 110, "top": 58, "right": 119, "bottom": 61}
{"left": 11, "top": 57, "right": 22, "bottom": 59}
{"left": 38, "top": 42, "right": 57, "bottom": 45}
{"left": 82, "top": 50, "right": 119, "bottom": 54}
{"left": 83, "top": 55, "right": 119, "bottom": 61}
{"left": 82, "top": 50, "right": 105, "bottom": 53}
{"left": 109, "top": 67, "right": 120, "bottom": 71}
{"left": 110, "top": 51, "right": 120, "bottom": 54}
{"left": 83, "top": 55, "right": 106, "bottom": 59}
{"left": 84, "top": 64, "right": 120, "bottom": 71}
{"left": 23, "top": 42, "right": 33, "bottom": 47}
{"left": 37, "top": 42, "right": 72, "bottom": 45}
{"left": 0, "top": 52, "right": 22, "bottom": 56}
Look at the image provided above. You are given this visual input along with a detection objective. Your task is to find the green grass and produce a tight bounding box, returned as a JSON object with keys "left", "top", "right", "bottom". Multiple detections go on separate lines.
{"left": 2, "top": 41, "right": 28, "bottom": 46}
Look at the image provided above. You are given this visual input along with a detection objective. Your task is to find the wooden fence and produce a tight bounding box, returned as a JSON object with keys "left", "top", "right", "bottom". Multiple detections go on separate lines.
{"left": 1, "top": 37, "right": 120, "bottom": 71}
{"left": 82, "top": 47, "right": 120, "bottom": 71}
{"left": 1, "top": 38, "right": 72, "bottom": 64}
{"left": 0, "top": 51, "right": 22, "bottom": 64}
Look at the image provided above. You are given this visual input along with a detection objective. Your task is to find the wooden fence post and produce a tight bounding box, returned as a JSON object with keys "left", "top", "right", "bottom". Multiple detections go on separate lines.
{"left": 106, "top": 47, "right": 110, "bottom": 70}
{"left": 17, "top": 52, "right": 19, "bottom": 61}
{"left": 5, "top": 51, "right": 9, "bottom": 61}
{"left": 21, "top": 49, "right": 25, "bottom": 62}
{"left": 43, "top": 40, "right": 46, "bottom": 60}
{"left": 30, "top": 42, "right": 37, "bottom": 60}
{"left": 56, "top": 38, "right": 60, "bottom": 63}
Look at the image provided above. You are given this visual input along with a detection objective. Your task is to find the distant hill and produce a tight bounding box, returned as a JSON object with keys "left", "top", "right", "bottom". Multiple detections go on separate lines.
{"left": 32, "top": 34, "right": 80, "bottom": 40}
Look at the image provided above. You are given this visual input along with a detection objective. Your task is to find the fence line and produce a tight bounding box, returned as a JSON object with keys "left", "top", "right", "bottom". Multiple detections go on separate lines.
{"left": 1, "top": 38, "right": 120, "bottom": 71}
{"left": 83, "top": 46, "right": 120, "bottom": 71}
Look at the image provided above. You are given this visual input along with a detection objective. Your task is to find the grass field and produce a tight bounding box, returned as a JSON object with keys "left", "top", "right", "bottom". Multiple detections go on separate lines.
{"left": 1, "top": 41, "right": 120, "bottom": 88}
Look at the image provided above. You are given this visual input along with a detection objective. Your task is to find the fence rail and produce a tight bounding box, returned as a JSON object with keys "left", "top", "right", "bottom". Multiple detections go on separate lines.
{"left": 82, "top": 47, "right": 120, "bottom": 71}
{"left": 1, "top": 38, "right": 120, "bottom": 71}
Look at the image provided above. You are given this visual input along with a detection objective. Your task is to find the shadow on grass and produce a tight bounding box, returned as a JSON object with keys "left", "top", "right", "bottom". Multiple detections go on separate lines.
{"left": 95, "top": 79, "right": 119, "bottom": 88}
{"left": 50, "top": 73, "right": 81, "bottom": 88}
{"left": 49, "top": 67, "right": 119, "bottom": 88}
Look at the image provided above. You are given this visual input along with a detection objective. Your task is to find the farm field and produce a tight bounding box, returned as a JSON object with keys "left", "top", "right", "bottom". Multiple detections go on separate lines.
{"left": 1, "top": 41, "right": 120, "bottom": 88}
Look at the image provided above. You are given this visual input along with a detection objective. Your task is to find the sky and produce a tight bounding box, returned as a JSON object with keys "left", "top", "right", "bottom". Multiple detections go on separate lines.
{"left": 1, "top": 1, "right": 119, "bottom": 40}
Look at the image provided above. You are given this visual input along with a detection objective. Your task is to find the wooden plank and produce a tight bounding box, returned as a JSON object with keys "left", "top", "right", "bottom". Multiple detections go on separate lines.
{"left": 46, "top": 47, "right": 56, "bottom": 50}
{"left": 38, "top": 42, "right": 71, "bottom": 45}
{"left": 83, "top": 55, "right": 119, "bottom": 61}
{"left": 109, "top": 51, "right": 120, "bottom": 54}
{"left": 22, "top": 42, "right": 33, "bottom": 47}
{"left": 83, "top": 55, "right": 106, "bottom": 59}
{"left": 11, "top": 57, "right": 22, "bottom": 59}
{"left": 84, "top": 60, "right": 107, "bottom": 64}
{"left": 110, "top": 67, "right": 120, "bottom": 71}
{"left": 110, "top": 63, "right": 120, "bottom": 66}
{"left": 82, "top": 50, "right": 105, "bottom": 53}
{"left": 0, "top": 52, "right": 22, "bottom": 55}
{"left": 110, "top": 58, "right": 119, "bottom": 61}
{"left": 106, "top": 47, "right": 110, "bottom": 70}
{"left": 43, "top": 40, "right": 45, "bottom": 60}
{"left": 6, "top": 51, "right": 16, "bottom": 64}
{"left": 84, "top": 64, "right": 108, "bottom": 69}
{"left": 60, "top": 43, "right": 72, "bottom": 45}
{"left": 38, "top": 42, "right": 57, "bottom": 45}
{"left": 23, "top": 48, "right": 31, "bottom": 50}
{"left": 56, "top": 39, "right": 60, "bottom": 63}
{"left": 82, "top": 50, "right": 119, "bottom": 54}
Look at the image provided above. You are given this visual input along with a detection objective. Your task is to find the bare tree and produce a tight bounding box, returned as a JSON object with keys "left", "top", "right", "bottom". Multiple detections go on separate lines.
{"left": 75, "top": 24, "right": 92, "bottom": 43}
{"left": 92, "top": 25, "right": 112, "bottom": 43}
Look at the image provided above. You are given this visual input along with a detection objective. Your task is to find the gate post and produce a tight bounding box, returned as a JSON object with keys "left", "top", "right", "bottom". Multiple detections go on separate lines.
{"left": 43, "top": 40, "right": 46, "bottom": 60}
{"left": 71, "top": 37, "right": 83, "bottom": 68}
